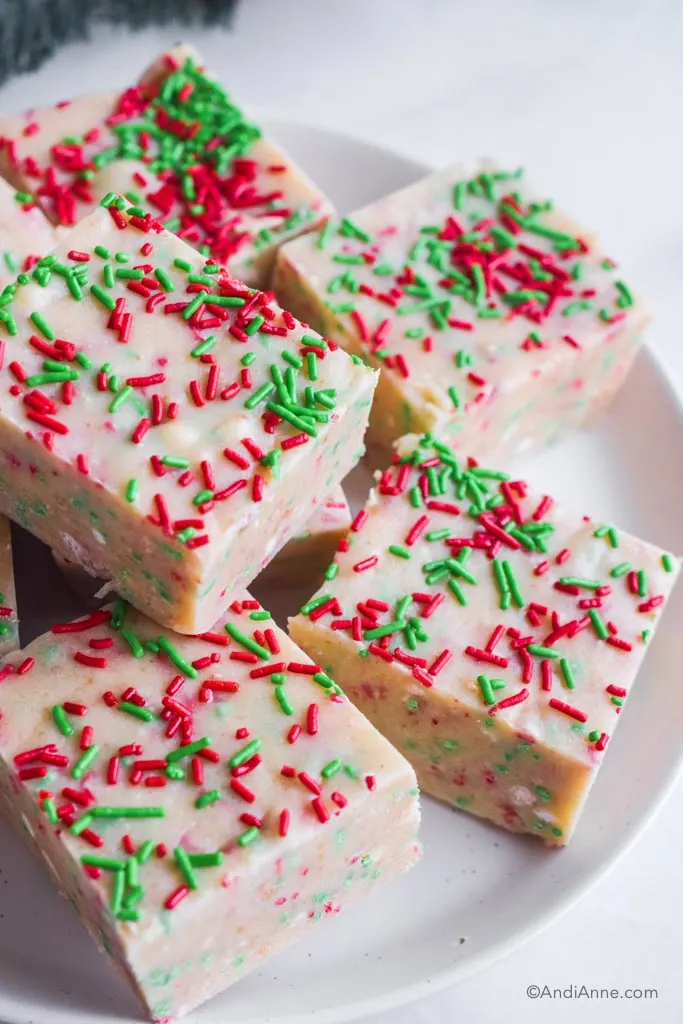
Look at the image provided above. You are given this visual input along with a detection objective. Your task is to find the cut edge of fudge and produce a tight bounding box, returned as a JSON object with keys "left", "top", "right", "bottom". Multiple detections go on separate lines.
{"left": 290, "top": 431, "right": 679, "bottom": 845}
{"left": 0, "top": 594, "right": 420, "bottom": 1019}
{"left": 0, "top": 515, "right": 18, "bottom": 657}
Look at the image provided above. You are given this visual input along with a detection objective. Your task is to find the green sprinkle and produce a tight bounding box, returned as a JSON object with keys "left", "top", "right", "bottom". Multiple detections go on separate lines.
{"left": 478, "top": 674, "right": 495, "bottom": 705}
{"left": 274, "top": 686, "right": 293, "bottom": 716}
{"left": 229, "top": 739, "right": 262, "bottom": 769}
{"left": 224, "top": 623, "right": 270, "bottom": 660}
{"left": 81, "top": 855, "right": 125, "bottom": 870}
{"left": 187, "top": 851, "right": 224, "bottom": 868}
{"left": 137, "top": 839, "right": 155, "bottom": 863}
{"left": 70, "top": 814, "right": 93, "bottom": 836}
{"left": 588, "top": 608, "right": 609, "bottom": 640}
{"left": 313, "top": 671, "right": 335, "bottom": 690}
{"left": 322, "top": 759, "right": 342, "bottom": 779}
{"left": 238, "top": 826, "right": 261, "bottom": 847}
{"left": 52, "top": 704, "right": 74, "bottom": 736}
{"left": 156, "top": 637, "right": 198, "bottom": 678}
{"left": 119, "top": 701, "right": 154, "bottom": 722}
{"left": 42, "top": 796, "right": 59, "bottom": 825}
{"left": 637, "top": 569, "right": 647, "bottom": 598}
{"left": 502, "top": 560, "right": 524, "bottom": 608}
{"left": 193, "top": 489, "right": 213, "bottom": 507}
{"left": 174, "top": 847, "right": 198, "bottom": 890}
{"left": 364, "top": 619, "right": 406, "bottom": 641}
{"left": 388, "top": 545, "right": 411, "bottom": 559}
{"left": 119, "top": 628, "right": 144, "bottom": 658}
{"left": 448, "top": 386, "right": 461, "bottom": 409}
{"left": 282, "top": 350, "right": 303, "bottom": 369}
{"left": 324, "top": 562, "right": 339, "bottom": 581}
{"left": 610, "top": 562, "right": 632, "bottom": 578}
{"left": 72, "top": 744, "right": 101, "bottom": 780}
{"left": 100, "top": 193, "right": 117, "bottom": 208}
{"left": 94, "top": 245, "right": 111, "bottom": 258}
{"left": 166, "top": 737, "right": 211, "bottom": 763}
{"left": 191, "top": 335, "right": 217, "bottom": 358}
{"left": 110, "top": 599, "right": 127, "bottom": 630}
{"left": 558, "top": 576, "right": 601, "bottom": 590}
{"left": 182, "top": 292, "right": 205, "bottom": 320}
{"left": 173, "top": 257, "right": 192, "bottom": 272}
{"left": 244, "top": 382, "right": 276, "bottom": 410}
{"left": 562, "top": 300, "right": 592, "bottom": 316}
{"left": 29, "top": 312, "right": 55, "bottom": 340}
{"left": 109, "top": 385, "right": 134, "bottom": 414}
{"left": 615, "top": 280, "right": 634, "bottom": 307}
{"left": 154, "top": 267, "right": 175, "bottom": 292}
{"left": 559, "top": 658, "right": 576, "bottom": 690}
{"left": 662, "top": 553, "right": 675, "bottom": 572}
{"left": 316, "top": 220, "right": 336, "bottom": 250}
{"left": 195, "top": 790, "right": 221, "bottom": 809}
{"left": 527, "top": 644, "right": 559, "bottom": 659}
{"left": 90, "top": 284, "right": 117, "bottom": 311}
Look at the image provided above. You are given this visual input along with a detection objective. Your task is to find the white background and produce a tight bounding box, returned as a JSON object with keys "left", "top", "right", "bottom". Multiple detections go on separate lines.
{"left": 0, "top": 1, "right": 681, "bottom": 1021}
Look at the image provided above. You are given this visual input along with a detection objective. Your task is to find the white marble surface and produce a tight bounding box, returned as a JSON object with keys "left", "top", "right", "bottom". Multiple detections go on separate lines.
{"left": 0, "top": 1, "right": 682, "bottom": 1021}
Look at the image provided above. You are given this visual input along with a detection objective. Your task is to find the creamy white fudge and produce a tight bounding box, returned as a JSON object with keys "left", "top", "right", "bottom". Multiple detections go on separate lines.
{"left": 0, "top": 596, "right": 420, "bottom": 1020}
{"left": 0, "top": 515, "right": 18, "bottom": 656}
{"left": 0, "top": 45, "right": 333, "bottom": 288}
{"left": 0, "top": 175, "right": 57, "bottom": 289}
{"left": 275, "top": 162, "right": 647, "bottom": 461}
{"left": 290, "top": 433, "right": 679, "bottom": 845}
{"left": 0, "top": 199, "right": 377, "bottom": 633}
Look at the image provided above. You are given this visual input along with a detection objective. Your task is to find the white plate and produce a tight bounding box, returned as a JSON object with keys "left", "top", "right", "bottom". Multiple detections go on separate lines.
{"left": 1, "top": 116, "right": 682, "bottom": 1024}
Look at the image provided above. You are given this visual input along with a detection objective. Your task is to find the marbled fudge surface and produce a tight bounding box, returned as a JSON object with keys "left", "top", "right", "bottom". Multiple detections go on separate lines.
{"left": 0, "top": 200, "right": 377, "bottom": 633}
{"left": 0, "top": 45, "right": 333, "bottom": 288}
{"left": 275, "top": 161, "right": 647, "bottom": 459}
{"left": 0, "top": 596, "right": 420, "bottom": 1020}
{"left": 290, "top": 433, "right": 679, "bottom": 844}
{"left": 0, "top": 515, "right": 17, "bottom": 656}
{"left": 0, "top": 174, "right": 57, "bottom": 289}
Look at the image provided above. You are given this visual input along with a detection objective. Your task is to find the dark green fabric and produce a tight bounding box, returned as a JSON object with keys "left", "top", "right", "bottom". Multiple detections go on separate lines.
{"left": 0, "top": 0, "right": 239, "bottom": 86}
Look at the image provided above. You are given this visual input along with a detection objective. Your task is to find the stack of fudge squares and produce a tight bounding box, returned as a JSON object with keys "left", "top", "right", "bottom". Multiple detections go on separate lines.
{"left": 0, "top": 41, "right": 676, "bottom": 1022}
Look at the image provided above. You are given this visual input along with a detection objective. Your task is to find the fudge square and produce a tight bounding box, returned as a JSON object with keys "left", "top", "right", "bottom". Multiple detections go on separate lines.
{"left": 290, "top": 433, "right": 679, "bottom": 845}
{"left": 0, "top": 174, "right": 58, "bottom": 289}
{"left": 275, "top": 161, "right": 648, "bottom": 461}
{"left": 0, "top": 44, "right": 333, "bottom": 287}
{"left": 0, "top": 200, "right": 377, "bottom": 634}
{"left": 0, "top": 597, "right": 420, "bottom": 1020}
{"left": 0, "top": 515, "right": 18, "bottom": 656}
